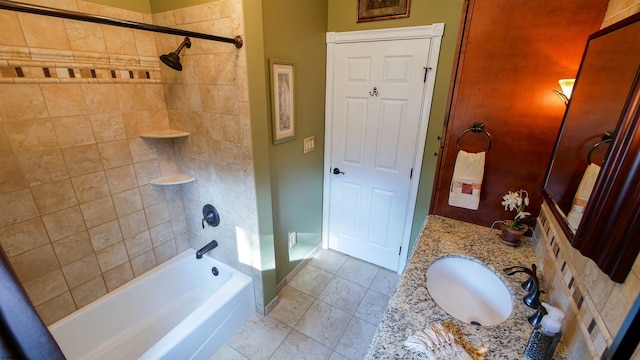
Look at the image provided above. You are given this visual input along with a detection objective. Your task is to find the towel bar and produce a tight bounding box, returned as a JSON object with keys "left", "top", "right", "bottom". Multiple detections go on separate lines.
{"left": 456, "top": 122, "right": 492, "bottom": 153}
{"left": 587, "top": 131, "right": 614, "bottom": 164}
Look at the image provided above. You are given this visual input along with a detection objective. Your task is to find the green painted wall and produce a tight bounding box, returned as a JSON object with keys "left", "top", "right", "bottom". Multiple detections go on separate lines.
{"left": 262, "top": 0, "right": 328, "bottom": 284}
{"left": 242, "top": 0, "right": 278, "bottom": 309}
{"left": 327, "top": 0, "right": 465, "bottom": 256}
{"left": 148, "top": 0, "right": 212, "bottom": 13}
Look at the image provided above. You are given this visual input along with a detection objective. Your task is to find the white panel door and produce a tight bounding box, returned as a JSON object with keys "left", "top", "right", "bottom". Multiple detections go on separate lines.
{"left": 328, "top": 38, "right": 431, "bottom": 270}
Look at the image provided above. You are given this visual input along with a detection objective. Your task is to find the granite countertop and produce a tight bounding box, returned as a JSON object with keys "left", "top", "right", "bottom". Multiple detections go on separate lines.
{"left": 367, "top": 216, "right": 567, "bottom": 359}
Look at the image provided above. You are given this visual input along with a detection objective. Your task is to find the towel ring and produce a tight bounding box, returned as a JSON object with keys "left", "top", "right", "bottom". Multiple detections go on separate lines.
{"left": 456, "top": 122, "right": 492, "bottom": 153}
{"left": 587, "top": 131, "right": 614, "bottom": 164}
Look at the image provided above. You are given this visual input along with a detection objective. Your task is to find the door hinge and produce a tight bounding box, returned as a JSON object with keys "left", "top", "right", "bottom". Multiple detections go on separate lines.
{"left": 410, "top": 168, "right": 413, "bottom": 179}
{"left": 423, "top": 66, "right": 432, "bottom": 82}
{"left": 398, "top": 246, "right": 402, "bottom": 256}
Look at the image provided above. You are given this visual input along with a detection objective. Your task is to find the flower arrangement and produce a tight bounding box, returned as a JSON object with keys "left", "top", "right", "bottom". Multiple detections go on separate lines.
{"left": 501, "top": 189, "right": 530, "bottom": 230}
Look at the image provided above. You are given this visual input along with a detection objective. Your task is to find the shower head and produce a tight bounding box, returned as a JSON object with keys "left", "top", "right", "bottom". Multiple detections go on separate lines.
{"left": 160, "top": 36, "right": 191, "bottom": 71}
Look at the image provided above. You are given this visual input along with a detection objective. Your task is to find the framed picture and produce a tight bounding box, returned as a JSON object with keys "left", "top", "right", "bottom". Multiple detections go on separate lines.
{"left": 270, "top": 59, "right": 295, "bottom": 144}
{"left": 357, "top": 0, "right": 411, "bottom": 23}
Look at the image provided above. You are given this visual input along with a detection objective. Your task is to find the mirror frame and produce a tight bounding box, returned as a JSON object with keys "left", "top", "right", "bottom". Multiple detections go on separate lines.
{"left": 542, "top": 12, "right": 640, "bottom": 283}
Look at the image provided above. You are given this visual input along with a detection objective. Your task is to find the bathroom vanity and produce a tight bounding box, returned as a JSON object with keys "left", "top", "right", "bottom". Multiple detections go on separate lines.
{"left": 367, "top": 216, "right": 567, "bottom": 359}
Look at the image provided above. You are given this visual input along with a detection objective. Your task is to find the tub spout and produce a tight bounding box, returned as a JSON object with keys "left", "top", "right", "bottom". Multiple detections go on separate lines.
{"left": 196, "top": 240, "right": 218, "bottom": 259}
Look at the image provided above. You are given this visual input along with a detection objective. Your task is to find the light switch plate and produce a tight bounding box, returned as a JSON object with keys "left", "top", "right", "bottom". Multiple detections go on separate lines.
{"left": 304, "top": 136, "right": 315, "bottom": 154}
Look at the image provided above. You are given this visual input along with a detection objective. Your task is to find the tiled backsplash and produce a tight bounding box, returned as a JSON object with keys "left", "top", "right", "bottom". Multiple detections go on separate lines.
{"left": 533, "top": 204, "right": 640, "bottom": 359}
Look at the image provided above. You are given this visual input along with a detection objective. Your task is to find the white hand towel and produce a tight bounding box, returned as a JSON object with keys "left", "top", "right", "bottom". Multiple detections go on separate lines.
{"left": 567, "top": 163, "right": 601, "bottom": 231}
{"left": 448, "top": 150, "right": 485, "bottom": 210}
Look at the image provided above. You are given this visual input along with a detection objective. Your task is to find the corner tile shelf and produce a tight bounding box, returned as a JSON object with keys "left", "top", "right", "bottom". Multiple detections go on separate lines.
{"left": 139, "top": 129, "right": 190, "bottom": 139}
{"left": 139, "top": 129, "right": 194, "bottom": 185}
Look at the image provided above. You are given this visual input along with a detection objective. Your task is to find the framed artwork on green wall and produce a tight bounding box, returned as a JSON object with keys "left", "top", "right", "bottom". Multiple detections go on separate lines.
{"left": 269, "top": 59, "right": 296, "bottom": 144}
{"left": 357, "top": 0, "right": 411, "bottom": 23}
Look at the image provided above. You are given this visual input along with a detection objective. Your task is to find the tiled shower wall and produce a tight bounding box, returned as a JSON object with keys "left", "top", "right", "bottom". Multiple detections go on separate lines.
{"left": 151, "top": 2, "right": 265, "bottom": 312}
{"left": 0, "top": 0, "right": 261, "bottom": 324}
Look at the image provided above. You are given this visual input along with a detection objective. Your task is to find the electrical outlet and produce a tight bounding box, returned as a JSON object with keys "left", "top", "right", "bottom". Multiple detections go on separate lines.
{"left": 288, "top": 232, "right": 297, "bottom": 248}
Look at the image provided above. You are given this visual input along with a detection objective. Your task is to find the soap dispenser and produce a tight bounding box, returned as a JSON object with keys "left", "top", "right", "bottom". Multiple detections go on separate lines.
{"left": 524, "top": 302, "right": 564, "bottom": 360}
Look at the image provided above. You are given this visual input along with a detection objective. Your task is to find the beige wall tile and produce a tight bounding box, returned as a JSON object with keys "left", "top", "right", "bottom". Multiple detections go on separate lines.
{"left": 221, "top": 114, "right": 241, "bottom": 143}
{"left": 5, "top": 119, "right": 59, "bottom": 154}
{"left": 125, "top": 230, "right": 152, "bottom": 258}
{"left": 112, "top": 188, "right": 143, "bottom": 217}
{"left": 80, "top": 196, "right": 116, "bottom": 229}
{"left": 0, "top": 157, "right": 28, "bottom": 193}
{"left": 0, "top": 188, "right": 39, "bottom": 228}
{"left": 52, "top": 115, "right": 96, "bottom": 148}
{"left": 200, "top": 85, "right": 218, "bottom": 113}
{"left": 18, "top": 150, "right": 69, "bottom": 186}
{"left": 64, "top": 21, "right": 107, "bottom": 53}
{"left": 133, "top": 30, "right": 158, "bottom": 57}
{"left": 0, "top": 126, "right": 16, "bottom": 158}
{"left": 9, "top": 244, "right": 59, "bottom": 283}
{"left": 122, "top": 111, "right": 160, "bottom": 138}
{"left": 82, "top": 84, "right": 120, "bottom": 114}
{"left": 61, "top": 144, "right": 103, "bottom": 177}
{"left": 145, "top": 202, "right": 170, "bottom": 228}
{"left": 98, "top": 140, "right": 132, "bottom": 169}
{"left": 61, "top": 254, "right": 101, "bottom": 288}
{"left": 42, "top": 206, "right": 86, "bottom": 241}
{"left": 217, "top": 85, "right": 239, "bottom": 115}
{"left": 149, "top": 221, "right": 174, "bottom": 247}
{"left": 31, "top": 179, "right": 78, "bottom": 215}
{"left": 154, "top": 239, "right": 177, "bottom": 264}
{"left": 101, "top": 26, "right": 138, "bottom": 55}
{"left": 105, "top": 164, "right": 138, "bottom": 193}
{"left": 139, "top": 184, "right": 166, "bottom": 208}
{"left": 23, "top": 270, "right": 68, "bottom": 307}
{"left": 0, "top": 12, "right": 27, "bottom": 46}
{"left": 0, "top": 84, "right": 49, "bottom": 121}
{"left": 133, "top": 159, "right": 161, "bottom": 186}
{"left": 128, "top": 137, "right": 158, "bottom": 163}
{"left": 214, "top": 53, "right": 237, "bottom": 85}
{"left": 115, "top": 84, "right": 148, "bottom": 112}
{"left": 602, "top": 273, "right": 640, "bottom": 335}
{"left": 131, "top": 249, "right": 157, "bottom": 277}
{"left": 103, "top": 261, "right": 134, "bottom": 291}
{"left": 143, "top": 85, "right": 167, "bottom": 111}
{"left": 91, "top": 113, "right": 126, "bottom": 142}
{"left": 96, "top": 241, "right": 128, "bottom": 272}
{"left": 71, "top": 171, "right": 111, "bottom": 204}
{"left": 71, "top": 275, "right": 107, "bottom": 309}
{"left": 0, "top": 218, "right": 49, "bottom": 257}
{"left": 36, "top": 292, "right": 76, "bottom": 326}
{"left": 41, "top": 84, "right": 87, "bottom": 117}
{"left": 88, "top": 219, "right": 123, "bottom": 251}
{"left": 18, "top": 13, "right": 70, "bottom": 50}
{"left": 118, "top": 210, "right": 148, "bottom": 239}
{"left": 52, "top": 231, "right": 93, "bottom": 266}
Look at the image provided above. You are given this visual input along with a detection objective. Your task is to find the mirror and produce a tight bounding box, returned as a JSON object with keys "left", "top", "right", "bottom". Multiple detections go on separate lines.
{"left": 542, "top": 13, "right": 640, "bottom": 283}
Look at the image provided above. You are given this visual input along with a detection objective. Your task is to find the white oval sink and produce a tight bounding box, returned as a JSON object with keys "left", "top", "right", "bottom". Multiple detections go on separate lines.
{"left": 426, "top": 256, "right": 513, "bottom": 326}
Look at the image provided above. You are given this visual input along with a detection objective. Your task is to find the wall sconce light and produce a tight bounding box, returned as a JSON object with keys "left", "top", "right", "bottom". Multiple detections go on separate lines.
{"left": 552, "top": 78, "right": 575, "bottom": 105}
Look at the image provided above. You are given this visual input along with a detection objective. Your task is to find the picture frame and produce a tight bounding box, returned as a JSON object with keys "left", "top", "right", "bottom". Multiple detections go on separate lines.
{"left": 357, "top": 0, "right": 411, "bottom": 23}
{"left": 269, "top": 59, "right": 295, "bottom": 144}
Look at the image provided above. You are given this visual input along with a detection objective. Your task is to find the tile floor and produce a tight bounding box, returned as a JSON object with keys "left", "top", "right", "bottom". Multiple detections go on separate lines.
{"left": 211, "top": 249, "right": 401, "bottom": 360}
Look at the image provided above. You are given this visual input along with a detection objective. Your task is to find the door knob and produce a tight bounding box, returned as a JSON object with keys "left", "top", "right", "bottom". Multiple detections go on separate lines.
{"left": 332, "top": 168, "right": 345, "bottom": 175}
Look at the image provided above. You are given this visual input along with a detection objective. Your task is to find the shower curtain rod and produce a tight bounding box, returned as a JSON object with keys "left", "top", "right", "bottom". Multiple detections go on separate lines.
{"left": 0, "top": 0, "right": 243, "bottom": 48}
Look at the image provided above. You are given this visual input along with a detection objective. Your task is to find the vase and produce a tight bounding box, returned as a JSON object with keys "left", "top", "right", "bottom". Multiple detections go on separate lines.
{"left": 499, "top": 222, "right": 528, "bottom": 246}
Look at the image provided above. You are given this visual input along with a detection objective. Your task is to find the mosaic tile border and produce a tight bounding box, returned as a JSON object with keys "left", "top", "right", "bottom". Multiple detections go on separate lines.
{"left": 0, "top": 46, "right": 162, "bottom": 84}
{"left": 537, "top": 209, "right": 613, "bottom": 359}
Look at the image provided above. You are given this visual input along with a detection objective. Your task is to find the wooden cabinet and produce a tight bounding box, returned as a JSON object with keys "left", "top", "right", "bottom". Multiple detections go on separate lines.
{"left": 431, "top": 0, "right": 609, "bottom": 227}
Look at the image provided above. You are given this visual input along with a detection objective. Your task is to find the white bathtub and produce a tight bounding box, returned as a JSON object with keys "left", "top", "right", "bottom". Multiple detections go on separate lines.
{"left": 49, "top": 250, "right": 255, "bottom": 360}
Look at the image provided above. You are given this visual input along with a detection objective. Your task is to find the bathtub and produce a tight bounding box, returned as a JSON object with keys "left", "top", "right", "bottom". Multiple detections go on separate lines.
{"left": 49, "top": 250, "right": 255, "bottom": 360}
